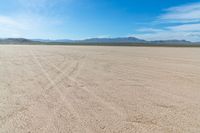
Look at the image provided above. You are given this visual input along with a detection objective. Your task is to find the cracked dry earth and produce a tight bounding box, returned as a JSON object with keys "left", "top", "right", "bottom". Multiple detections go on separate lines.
{"left": 0, "top": 45, "right": 200, "bottom": 133}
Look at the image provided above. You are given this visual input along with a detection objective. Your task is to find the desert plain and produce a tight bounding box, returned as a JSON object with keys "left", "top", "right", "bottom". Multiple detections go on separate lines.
{"left": 0, "top": 45, "right": 200, "bottom": 133}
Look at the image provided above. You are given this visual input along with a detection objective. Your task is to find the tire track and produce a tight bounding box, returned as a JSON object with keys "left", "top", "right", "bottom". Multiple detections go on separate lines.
{"left": 29, "top": 50, "right": 93, "bottom": 133}
{"left": 36, "top": 52, "right": 129, "bottom": 131}
{"left": 44, "top": 53, "right": 125, "bottom": 118}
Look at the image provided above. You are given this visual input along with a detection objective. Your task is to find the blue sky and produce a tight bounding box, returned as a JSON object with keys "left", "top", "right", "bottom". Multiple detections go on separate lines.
{"left": 0, "top": 0, "right": 200, "bottom": 41}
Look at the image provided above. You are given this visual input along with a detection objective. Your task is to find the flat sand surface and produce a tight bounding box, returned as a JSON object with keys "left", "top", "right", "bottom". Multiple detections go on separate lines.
{"left": 0, "top": 45, "right": 200, "bottom": 133}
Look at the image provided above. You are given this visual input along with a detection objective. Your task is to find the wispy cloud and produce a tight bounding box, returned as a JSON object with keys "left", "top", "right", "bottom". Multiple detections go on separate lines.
{"left": 169, "top": 23, "right": 200, "bottom": 31}
{"left": 160, "top": 2, "right": 200, "bottom": 23}
{"left": 133, "top": 2, "right": 200, "bottom": 42}
{"left": 0, "top": 0, "right": 69, "bottom": 39}
{"left": 133, "top": 30, "right": 199, "bottom": 41}
{"left": 0, "top": 15, "right": 33, "bottom": 37}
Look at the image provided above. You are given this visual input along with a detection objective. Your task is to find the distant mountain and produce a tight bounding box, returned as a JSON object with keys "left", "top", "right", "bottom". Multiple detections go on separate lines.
{"left": 53, "top": 39, "right": 74, "bottom": 43}
{"left": 0, "top": 37, "right": 198, "bottom": 46}
{"left": 81, "top": 37, "right": 146, "bottom": 43}
{"left": 31, "top": 37, "right": 147, "bottom": 43}
{"left": 0, "top": 38, "right": 38, "bottom": 44}
{"left": 30, "top": 37, "right": 195, "bottom": 45}
{"left": 151, "top": 40, "right": 192, "bottom": 45}
{"left": 32, "top": 39, "right": 52, "bottom": 42}
{"left": 32, "top": 39, "right": 73, "bottom": 43}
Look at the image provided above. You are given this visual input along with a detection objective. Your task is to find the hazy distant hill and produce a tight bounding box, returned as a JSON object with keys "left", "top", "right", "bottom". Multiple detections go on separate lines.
{"left": 34, "top": 37, "right": 194, "bottom": 45}
{"left": 33, "top": 37, "right": 146, "bottom": 43}
{"left": 151, "top": 40, "right": 192, "bottom": 45}
{"left": 0, "top": 38, "right": 38, "bottom": 44}
{"left": 0, "top": 37, "right": 198, "bottom": 46}
{"left": 32, "top": 39, "right": 73, "bottom": 43}
{"left": 81, "top": 37, "right": 146, "bottom": 43}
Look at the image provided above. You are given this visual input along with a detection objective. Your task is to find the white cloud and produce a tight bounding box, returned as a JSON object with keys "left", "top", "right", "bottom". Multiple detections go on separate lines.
{"left": 169, "top": 23, "right": 200, "bottom": 31}
{"left": 0, "top": 15, "right": 30, "bottom": 37}
{"left": 134, "top": 2, "right": 200, "bottom": 42}
{"left": 133, "top": 26, "right": 200, "bottom": 42}
{"left": 0, "top": 13, "right": 65, "bottom": 39}
{"left": 0, "top": 0, "right": 67, "bottom": 39}
{"left": 0, "top": 15, "right": 47, "bottom": 38}
{"left": 160, "top": 2, "right": 200, "bottom": 23}
{"left": 0, "top": 16, "right": 20, "bottom": 27}
{"left": 132, "top": 30, "right": 200, "bottom": 42}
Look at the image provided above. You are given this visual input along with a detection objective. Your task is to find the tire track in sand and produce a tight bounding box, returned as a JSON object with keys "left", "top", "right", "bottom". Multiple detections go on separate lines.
{"left": 29, "top": 50, "right": 93, "bottom": 133}
{"left": 44, "top": 53, "right": 125, "bottom": 118}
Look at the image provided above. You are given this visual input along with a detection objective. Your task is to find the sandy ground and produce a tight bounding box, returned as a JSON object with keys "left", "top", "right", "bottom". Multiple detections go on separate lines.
{"left": 0, "top": 45, "right": 200, "bottom": 133}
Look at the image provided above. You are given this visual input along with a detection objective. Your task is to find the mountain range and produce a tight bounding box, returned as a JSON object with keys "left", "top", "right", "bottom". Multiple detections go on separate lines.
{"left": 0, "top": 37, "right": 198, "bottom": 46}
{"left": 32, "top": 37, "right": 195, "bottom": 45}
{"left": 0, "top": 38, "right": 36, "bottom": 44}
